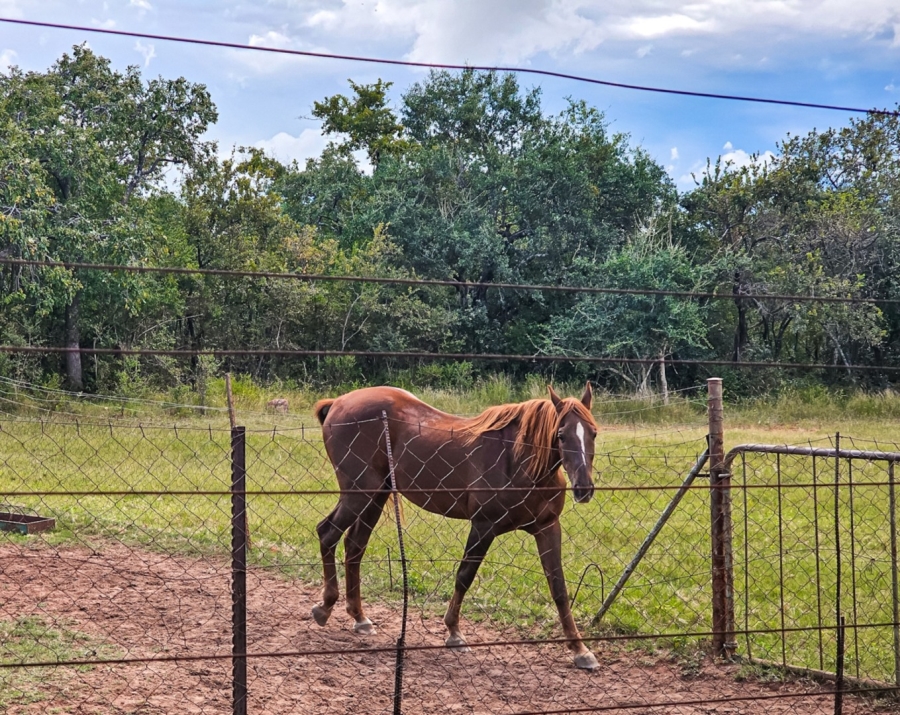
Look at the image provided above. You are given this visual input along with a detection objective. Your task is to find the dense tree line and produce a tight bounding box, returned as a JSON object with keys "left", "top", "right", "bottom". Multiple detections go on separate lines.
{"left": 1, "top": 47, "right": 899, "bottom": 396}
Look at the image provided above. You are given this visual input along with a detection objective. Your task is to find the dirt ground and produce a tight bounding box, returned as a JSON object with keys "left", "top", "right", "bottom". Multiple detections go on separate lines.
{"left": 0, "top": 541, "right": 890, "bottom": 714}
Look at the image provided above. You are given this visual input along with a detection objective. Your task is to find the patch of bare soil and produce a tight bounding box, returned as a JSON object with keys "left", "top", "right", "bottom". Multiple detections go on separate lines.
{"left": 0, "top": 542, "right": 889, "bottom": 714}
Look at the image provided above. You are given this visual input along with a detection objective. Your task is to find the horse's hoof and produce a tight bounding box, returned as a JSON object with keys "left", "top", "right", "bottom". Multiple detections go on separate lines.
{"left": 353, "top": 618, "right": 376, "bottom": 635}
{"left": 311, "top": 604, "right": 331, "bottom": 627}
{"left": 574, "top": 651, "right": 599, "bottom": 671}
{"left": 445, "top": 635, "right": 470, "bottom": 652}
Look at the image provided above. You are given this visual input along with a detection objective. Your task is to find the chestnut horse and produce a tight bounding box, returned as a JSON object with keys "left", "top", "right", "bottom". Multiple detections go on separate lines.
{"left": 312, "top": 383, "right": 599, "bottom": 670}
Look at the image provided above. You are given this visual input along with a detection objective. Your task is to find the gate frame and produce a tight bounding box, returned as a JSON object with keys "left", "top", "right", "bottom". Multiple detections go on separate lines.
{"left": 721, "top": 442, "right": 900, "bottom": 687}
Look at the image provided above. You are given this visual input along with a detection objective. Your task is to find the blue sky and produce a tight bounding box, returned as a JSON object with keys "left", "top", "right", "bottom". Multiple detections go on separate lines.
{"left": 1, "top": 1, "right": 898, "bottom": 190}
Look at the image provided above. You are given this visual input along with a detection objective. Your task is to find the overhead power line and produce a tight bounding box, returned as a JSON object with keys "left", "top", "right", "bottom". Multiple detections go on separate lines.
{"left": 2, "top": 257, "right": 897, "bottom": 306}
{"left": 0, "top": 345, "right": 898, "bottom": 373}
{"left": 0, "top": 17, "right": 897, "bottom": 117}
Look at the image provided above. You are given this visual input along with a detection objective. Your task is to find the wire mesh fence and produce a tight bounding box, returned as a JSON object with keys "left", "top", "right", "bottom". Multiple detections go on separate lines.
{"left": 1, "top": 397, "right": 898, "bottom": 713}
{"left": 729, "top": 440, "right": 900, "bottom": 687}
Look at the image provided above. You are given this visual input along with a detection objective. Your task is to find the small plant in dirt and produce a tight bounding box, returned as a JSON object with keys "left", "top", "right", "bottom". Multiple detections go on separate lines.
{"left": 667, "top": 636, "right": 707, "bottom": 679}
{"left": 734, "top": 660, "right": 790, "bottom": 683}
{"left": 0, "top": 616, "right": 118, "bottom": 709}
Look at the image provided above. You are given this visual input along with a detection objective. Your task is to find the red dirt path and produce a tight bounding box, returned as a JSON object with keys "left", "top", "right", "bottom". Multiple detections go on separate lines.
{"left": 0, "top": 542, "right": 889, "bottom": 714}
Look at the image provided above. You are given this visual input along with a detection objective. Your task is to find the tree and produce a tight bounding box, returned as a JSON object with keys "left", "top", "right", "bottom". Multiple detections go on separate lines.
{"left": 282, "top": 70, "right": 675, "bottom": 361}
{"left": 544, "top": 220, "right": 712, "bottom": 396}
{"left": 312, "top": 79, "right": 406, "bottom": 166}
{"left": 0, "top": 45, "right": 217, "bottom": 389}
{"left": 681, "top": 107, "right": 900, "bottom": 382}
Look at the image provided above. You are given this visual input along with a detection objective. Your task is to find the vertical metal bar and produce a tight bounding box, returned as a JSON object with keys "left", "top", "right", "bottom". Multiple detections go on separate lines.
{"left": 834, "top": 433, "right": 842, "bottom": 673}
{"left": 707, "top": 377, "right": 735, "bottom": 658}
{"left": 742, "top": 453, "right": 751, "bottom": 661}
{"left": 382, "top": 412, "right": 407, "bottom": 715}
{"left": 812, "top": 454, "right": 825, "bottom": 671}
{"left": 835, "top": 614, "right": 846, "bottom": 715}
{"left": 723, "top": 456, "right": 736, "bottom": 660}
{"left": 231, "top": 426, "right": 248, "bottom": 715}
{"left": 776, "top": 453, "right": 786, "bottom": 668}
{"left": 847, "top": 458, "right": 859, "bottom": 678}
{"left": 888, "top": 460, "right": 900, "bottom": 688}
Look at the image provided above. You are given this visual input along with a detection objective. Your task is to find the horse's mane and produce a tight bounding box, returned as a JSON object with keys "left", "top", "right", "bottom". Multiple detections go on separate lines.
{"left": 461, "top": 398, "right": 596, "bottom": 481}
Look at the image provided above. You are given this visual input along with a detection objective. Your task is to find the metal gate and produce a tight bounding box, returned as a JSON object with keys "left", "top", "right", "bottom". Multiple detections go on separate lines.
{"left": 724, "top": 441, "right": 900, "bottom": 688}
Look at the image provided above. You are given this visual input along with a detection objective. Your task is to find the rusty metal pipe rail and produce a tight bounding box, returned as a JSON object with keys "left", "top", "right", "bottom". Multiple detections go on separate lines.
{"left": 723, "top": 444, "right": 900, "bottom": 471}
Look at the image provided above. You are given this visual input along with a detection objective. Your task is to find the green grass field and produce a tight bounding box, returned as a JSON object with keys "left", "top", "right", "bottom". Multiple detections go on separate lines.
{"left": 1, "top": 383, "right": 899, "bottom": 687}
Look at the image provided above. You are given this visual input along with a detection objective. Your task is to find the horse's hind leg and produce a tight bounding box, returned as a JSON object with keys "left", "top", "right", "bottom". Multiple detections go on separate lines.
{"left": 533, "top": 521, "right": 598, "bottom": 670}
{"left": 343, "top": 489, "right": 390, "bottom": 634}
{"left": 312, "top": 496, "right": 367, "bottom": 627}
{"left": 443, "top": 521, "right": 495, "bottom": 650}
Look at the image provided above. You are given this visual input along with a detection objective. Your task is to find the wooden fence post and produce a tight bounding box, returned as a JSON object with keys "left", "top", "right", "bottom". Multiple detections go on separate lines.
{"left": 708, "top": 377, "right": 736, "bottom": 658}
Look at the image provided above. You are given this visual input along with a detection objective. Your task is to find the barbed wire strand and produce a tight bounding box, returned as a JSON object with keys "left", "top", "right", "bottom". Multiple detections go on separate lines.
{"left": 2, "top": 344, "right": 899, "bottom": 373}
{"left": 3, "top": 257, "right": 899, "bottom": 306}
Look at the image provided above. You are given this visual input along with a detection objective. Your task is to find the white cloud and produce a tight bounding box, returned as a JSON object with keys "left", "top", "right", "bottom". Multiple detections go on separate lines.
{"left": 304, "top": 0, "right": 605, "bottom": 64}
{"left": 129, "top": 0, "right": 152, "bottom": 11}
{"left": 0, "top": 1, "right": 22, "bottom": 19}
{"left": 254, "top": 131, "right": 374, "bottom": 173}
{"left": 229, "top": 30, "right": 325, "bottom": 74}
{"left": 720, "top": 147, "right": 777, "bottom": 171}
{"left": 887, "top": 82, "right": 897, "bottom": 92}
{"left": 293, "top": 1, "right": 900, "bottom": 68}
{"left": 636, "top": 45, "right": 652, "bottom": 58}
{"left": 92, "top": 18, "right": 117, "bottom": 30}
{"left": 249, "top": 31, "right": 292, "bottom": 49}
{"left": 620, "top": 14, "right": 714, "bottom": 39}
{"left": 134, "top": 41, "right": 155, "bottom": 67}
{"left": 670, "top": 147, "right": 679, "bottom": 161}
{"left": 676, "top": 145, "right": 777, "bottom": 189}
{"left": 254, "top": 130, "right": 330, "bottom": 166}
{"left": 0, "top": 48, "right": 17, "bottom": 73}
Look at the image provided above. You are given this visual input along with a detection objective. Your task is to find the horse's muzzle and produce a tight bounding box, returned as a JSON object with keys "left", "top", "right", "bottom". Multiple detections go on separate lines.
{"left": 573, "top": 484, "right": 595, "bottom": 503}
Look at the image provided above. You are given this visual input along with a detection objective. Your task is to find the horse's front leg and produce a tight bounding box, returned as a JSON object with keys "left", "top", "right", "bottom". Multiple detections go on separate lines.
{"left": 533, "top": 521, "right": 599, "bottom": 670}
{"left": 443, "top": 522, "right": 495, "bottom": 650}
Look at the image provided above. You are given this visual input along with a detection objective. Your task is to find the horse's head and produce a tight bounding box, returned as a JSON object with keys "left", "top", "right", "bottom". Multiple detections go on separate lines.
{"left": 549, "top": 382, "right": 597, "bottom": 504}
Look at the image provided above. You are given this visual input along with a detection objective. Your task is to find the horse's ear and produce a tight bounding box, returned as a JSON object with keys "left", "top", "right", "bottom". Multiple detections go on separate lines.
{"left": 581, "top": 381, "right": 593, "bottom": 410}
{"left": 548, "top": 385, "right": 563, "bottom": 411}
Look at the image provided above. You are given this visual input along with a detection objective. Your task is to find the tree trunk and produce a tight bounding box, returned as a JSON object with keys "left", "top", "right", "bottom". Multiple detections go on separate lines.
{"left": 65, "top": 291, "right": 84, "bottom": 391}
{"left": 659, "top": 352, "right": 669, "bottom": 405}
{"left": 732, "top": 271, "right": 748, "bottom": 362}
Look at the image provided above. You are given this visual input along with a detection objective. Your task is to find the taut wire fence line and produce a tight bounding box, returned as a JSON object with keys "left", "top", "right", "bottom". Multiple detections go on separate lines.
{"left": 1, "top": 378, "right": 898, "bottom": 712}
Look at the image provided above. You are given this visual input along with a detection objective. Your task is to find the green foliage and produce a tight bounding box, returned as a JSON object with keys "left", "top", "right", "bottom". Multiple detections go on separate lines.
{"left": 2, "top": 47, "right": 900, "bottom": 397}
{"left": 681, "top": 106, "right": 900, "bottom": 388}
{"left": 0, "top": 45, "right": 216, "bottom": 390}
{"left": 282, "top": 70, "right": 675, "bottom": 363}
{"left": 545, "top": 219, "right": 712, "bottom": 392}
{"left": 312, "top": 79, "right": 407, "bottom": 165}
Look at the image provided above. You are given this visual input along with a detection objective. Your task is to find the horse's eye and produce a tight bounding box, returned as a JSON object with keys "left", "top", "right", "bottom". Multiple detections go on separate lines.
{"left": 557, "top": 430, "right": 565, "bottom": 441}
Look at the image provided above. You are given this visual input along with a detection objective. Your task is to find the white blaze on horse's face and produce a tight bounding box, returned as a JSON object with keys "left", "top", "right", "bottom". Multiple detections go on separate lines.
{"left": 556, "top": 412, "right": 597, "bottom": 504}
{"left": 575, "top": 422, "right": 586, "bottom": 466}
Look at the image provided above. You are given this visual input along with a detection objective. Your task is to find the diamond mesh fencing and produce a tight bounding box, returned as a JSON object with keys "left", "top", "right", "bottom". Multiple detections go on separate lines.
{"left": 1, "top": 403, "right": 896, "bottom": 713}
{"left": 729, "top": 437, "right": 900, "bottom": 687}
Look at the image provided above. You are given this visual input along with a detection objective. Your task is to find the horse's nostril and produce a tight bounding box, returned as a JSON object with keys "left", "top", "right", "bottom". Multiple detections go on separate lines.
{"left": 573, "top": 485, "right": 594, "bottom": 503}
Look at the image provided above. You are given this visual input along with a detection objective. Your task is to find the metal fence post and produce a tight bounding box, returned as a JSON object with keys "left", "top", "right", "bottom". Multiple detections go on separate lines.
{"left": 888, "top": 460, "right": 900, "bottom": 688}
{"left": 708, "top": 377, "right": 735, "bottom": 658}
{"left": 231, "top": 425, "right": 248, "bottom": 715}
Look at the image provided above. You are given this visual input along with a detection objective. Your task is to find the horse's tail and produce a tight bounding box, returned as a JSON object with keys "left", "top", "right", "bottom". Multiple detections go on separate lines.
{"left": 313, "top": 398, "right": 336, "bottom": 425}
{"left": 386, "top": 494, "right": 406, "bottom": 527}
